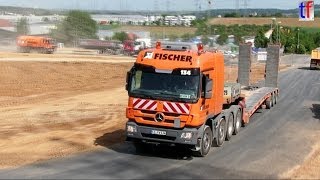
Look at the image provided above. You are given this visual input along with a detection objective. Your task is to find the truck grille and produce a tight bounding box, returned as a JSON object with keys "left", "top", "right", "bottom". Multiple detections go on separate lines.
{"left": 141, "top": 116, "right": 175, "bottom": 124}
{"left": 141, "top": 110, "right": 180, "bottom": 117}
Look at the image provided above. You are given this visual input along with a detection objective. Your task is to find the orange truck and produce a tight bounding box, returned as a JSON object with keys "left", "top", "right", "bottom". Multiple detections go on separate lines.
{"left": 310, "top": 48, "right": 320, "bottom": 70}
{"left": 16, "top": 35, "right": 56, "bottom": 54}
{"left": 125, "top": 42, "right": 279, "bottom": 156}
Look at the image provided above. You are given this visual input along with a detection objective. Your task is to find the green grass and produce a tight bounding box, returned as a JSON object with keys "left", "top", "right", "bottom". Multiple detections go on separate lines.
{"left": 300, "top": 27, "right": 320, "bottom": 33}
{"left": 98, "top": 24, "right": 121, "bottom": 30}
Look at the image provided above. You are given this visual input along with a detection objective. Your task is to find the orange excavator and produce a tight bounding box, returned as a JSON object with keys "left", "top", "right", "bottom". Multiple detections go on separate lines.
{"left": 16, "top": 35, "right": 57, "bottom": 54}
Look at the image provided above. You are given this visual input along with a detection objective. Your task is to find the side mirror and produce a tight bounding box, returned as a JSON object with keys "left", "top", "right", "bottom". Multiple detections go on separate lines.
{"left": 205, "top": 78, "right": 213, "bottom": 99}
{"left": 125, "top": 71, "right": 132, "bottom": 91}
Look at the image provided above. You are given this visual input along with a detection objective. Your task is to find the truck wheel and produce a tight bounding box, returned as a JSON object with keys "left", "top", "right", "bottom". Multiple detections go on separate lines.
{"left": 194, "top": 125, "right": 212, "bottom": 157}
{"left": 214, "top": 118, "right": 226, "bottom": 147}
{"left": 233, "top": 109, "right": 242, "bottom": 135}
{"left": 226, "top": 114, "right": 234, "bottom": 141}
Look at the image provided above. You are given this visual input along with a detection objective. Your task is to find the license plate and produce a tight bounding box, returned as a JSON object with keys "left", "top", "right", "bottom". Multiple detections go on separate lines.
{"left": 151, "top": 130, "right": 167, "bottom": 136}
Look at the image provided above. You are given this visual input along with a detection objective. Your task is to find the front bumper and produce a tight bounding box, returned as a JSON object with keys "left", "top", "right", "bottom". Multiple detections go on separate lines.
{"left": 310, "top": 64, "right": 320, "bottom": 69}
{"left": 126, "top": 121, "right": 201, "bottom": 146}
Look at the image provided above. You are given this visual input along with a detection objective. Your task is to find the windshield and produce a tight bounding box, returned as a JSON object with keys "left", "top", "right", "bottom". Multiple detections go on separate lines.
{"left": 129, "top": 70, "right": 200, "bottom": 103}
{"left": 134, "top": 42, "right": 141, "bottom": 46}
{"left": 47, "top": 39, "right": 56, "bottom": 45}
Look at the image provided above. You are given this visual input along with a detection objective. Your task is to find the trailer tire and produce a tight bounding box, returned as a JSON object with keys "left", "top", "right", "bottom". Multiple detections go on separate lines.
{"left": 226, "top": 114, "right": 234, "bottom": 141}
{"left": 233, "top": 109, "right": 242, "bottom": 135}
{"left": 273, "top": 93, "right": 277, "bottom": 105}
{"left": 214, "top": 118, "right": 226, "bottom": 147}
{"left": 272, "top": 93, "right": 276, "bottom": 106}
{"left": 266, "top": 96, "right": 273, "bottom": 109}
{"left": 194, "top": 125, "right": 213, "bottom": 157}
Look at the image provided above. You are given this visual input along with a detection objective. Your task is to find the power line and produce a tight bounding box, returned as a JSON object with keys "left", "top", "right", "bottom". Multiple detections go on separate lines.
{"left": 154, "top": 0, "right": 159, "bottom": 12}
{"left": 236, "top": 0, "right": 240, "bottom": 14}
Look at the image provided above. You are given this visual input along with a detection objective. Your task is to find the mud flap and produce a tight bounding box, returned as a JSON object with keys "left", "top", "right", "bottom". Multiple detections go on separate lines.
{"left": 212, "top": 114, "right": 225, "bottom": 140}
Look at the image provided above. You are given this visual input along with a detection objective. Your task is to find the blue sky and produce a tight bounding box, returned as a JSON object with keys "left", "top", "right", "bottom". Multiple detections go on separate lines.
{"left": 0, "top": 0, "right": 318, "bottom": 11}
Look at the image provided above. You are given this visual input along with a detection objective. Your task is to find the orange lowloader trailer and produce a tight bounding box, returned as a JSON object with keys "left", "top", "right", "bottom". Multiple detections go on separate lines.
{"left": 125, "top": 42, "right": 279, "bottom": 157}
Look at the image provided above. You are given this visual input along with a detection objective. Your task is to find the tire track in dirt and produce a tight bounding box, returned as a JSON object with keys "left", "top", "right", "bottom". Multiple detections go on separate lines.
{"left": 0, "top": 88, "right": 128, "bottom": 169}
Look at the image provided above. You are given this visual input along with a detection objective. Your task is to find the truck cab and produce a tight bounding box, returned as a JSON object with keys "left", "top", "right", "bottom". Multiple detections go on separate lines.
{"left": 310, "top": 48, "right": 320, "bottom": 70}
{"left": 125, "top": 42, "right": 280, "bottom": 157}
{"left": 125, "top": 42, "right": 226, "bottom": 156}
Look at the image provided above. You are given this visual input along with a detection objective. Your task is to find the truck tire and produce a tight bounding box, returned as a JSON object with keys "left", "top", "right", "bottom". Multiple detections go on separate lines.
{"left": 194, "top": 125, "right": 212, "bottom": 157}
{"left": 214, "top": 118, "right": 226, "bottom": 147}
{"left": 233, "top": 109, "right": 242, "bottom": 135}
{"left": 226, "top": 114, "right": 234, "bottom": 141}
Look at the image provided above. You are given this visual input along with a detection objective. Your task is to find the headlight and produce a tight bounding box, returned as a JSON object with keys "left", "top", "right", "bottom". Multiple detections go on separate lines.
{"left": 127, "top": 125, "right": 137, "bottom": 133}
{"left": 181, "top": 132, "right": 193, "bottom": 139}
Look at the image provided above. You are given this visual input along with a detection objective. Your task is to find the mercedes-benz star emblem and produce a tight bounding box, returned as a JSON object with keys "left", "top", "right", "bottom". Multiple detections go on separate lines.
{"left": 154, "top": 113, "right": 165, "bottom": 122}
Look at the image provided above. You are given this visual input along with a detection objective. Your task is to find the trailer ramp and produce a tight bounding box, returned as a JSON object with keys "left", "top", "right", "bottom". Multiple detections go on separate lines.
{"left": 244, "top": 87, "right": 276, "bottom": 117}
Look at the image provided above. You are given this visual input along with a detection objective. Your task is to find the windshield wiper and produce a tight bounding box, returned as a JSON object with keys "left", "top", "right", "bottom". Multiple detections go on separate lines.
{"left": 130, "top": 90, "right": 154, "bottom": 99}
{"left": 154, "top": 91, "right": 178, "bottom": 96}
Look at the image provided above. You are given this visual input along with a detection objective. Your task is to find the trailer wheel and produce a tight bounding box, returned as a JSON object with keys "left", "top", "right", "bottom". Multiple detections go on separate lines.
{"left": 272, "top": 93, "right": 276, "bottom": 106}
{"left": 233, "top": 109, "right": 242, "bottom": 135}
{"left": 273, "top": 93, "right": 277, "bottom": 105}
{"left": 226, "top": 114, "right": 234, "bottom": 141}
{"left": 266, "top": 96, "right": 273, "bottom": 109}
{"left": 214, "top": 118, "right": 226, "bottom": 147}
{"left": 193, "top": 125, "right": 212, "bottom": 157}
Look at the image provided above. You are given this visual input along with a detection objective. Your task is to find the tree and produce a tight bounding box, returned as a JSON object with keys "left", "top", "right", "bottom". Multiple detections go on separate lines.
{"left": 296, "top": 44, "right": 306, "bottom": 54}
{"left": 112, "top": 32, "right": 129, "bottom": 43}
{"left": 314, "top": 32, "right": 320, "bottom": 47}
{"left": 224, "top": 12, "right": 240, "bottom": 18}
{"left": 254, "top": 30, "right": 269, "bottom": 48}
{"left": 51, "top": 10, "right": 98, "bottom": 45}
{"left": 154, "top": 20, "right": 161, "bottom": 26}
{"left": 42, "top": 17, "right": 50, "bottom": 22}
{"left": 217, "top": 33, "right": 228, "bottom": 45}
{"left": 15, "top": 18, "right": 30, "bottom": 35}
{"left": 274, "top": 12, "right": 283, "bottom": 17}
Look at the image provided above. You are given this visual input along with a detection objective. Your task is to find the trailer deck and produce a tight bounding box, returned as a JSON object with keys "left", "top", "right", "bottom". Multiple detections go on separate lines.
{"left": 242, "top": 87, "right": 279, "bottom": 122}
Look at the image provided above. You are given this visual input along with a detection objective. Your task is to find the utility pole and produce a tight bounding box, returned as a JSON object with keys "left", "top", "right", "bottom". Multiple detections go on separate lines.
{"left": 277, "top": 21, "right": 281, "bottom": 44}
{"left": 208, "top": 1, "right": 212, "bottom": 35}
{"left": 269, "top": 17, "right": 276, "bottom": 43}
{"left": 297, "top": 28, "right": 300, "bottom": 49}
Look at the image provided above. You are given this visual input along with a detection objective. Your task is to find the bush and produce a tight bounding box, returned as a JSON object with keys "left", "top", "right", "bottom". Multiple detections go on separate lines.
{"left": 296, "top": 45, "right": 306, "bottom": 54}
{"left": 112, "top": 32, "right": 129, "bottom": 43}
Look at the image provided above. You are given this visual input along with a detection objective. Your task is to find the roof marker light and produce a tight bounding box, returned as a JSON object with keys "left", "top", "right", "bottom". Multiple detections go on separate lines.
{"left": 197, "top": 43, "right": 204, "bottom": 53}
{"left": 156, "top": 41, "right": 161, "bottom": 49}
